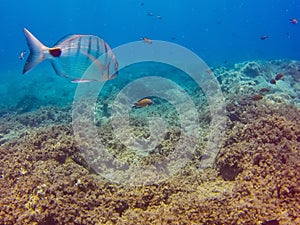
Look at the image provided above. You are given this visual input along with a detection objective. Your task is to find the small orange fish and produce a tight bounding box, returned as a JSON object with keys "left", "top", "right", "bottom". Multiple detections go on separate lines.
{"left": 141, "top": 37, "right": 152, "bottom": 44}
{"left": 133, "top": 98, "right": 153, "bottom": 108}
{"left": 275, "top": 73, "right": 283, "bottom": 81}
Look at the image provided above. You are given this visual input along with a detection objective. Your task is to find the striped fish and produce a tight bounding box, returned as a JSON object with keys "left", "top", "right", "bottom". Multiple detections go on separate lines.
{"left": 22, "top": 28, "right": 118, "bottom": 83}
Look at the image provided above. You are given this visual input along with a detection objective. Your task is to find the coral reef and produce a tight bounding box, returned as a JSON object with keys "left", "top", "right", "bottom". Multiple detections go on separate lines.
{"left": 0, "top": 60, "right": 299, "bottom": 224}
{"left": 240, "top": 61, "right": 262, "bottom": 78}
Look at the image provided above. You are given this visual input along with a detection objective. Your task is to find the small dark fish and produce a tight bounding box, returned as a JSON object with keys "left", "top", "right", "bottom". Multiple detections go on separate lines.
{"left": 19, "top": 50, "right": 26, "bottom": 60}
{"left": 289, "top": 18, "right": 298, "bottom": 24}
{"left": 140, "top": 2, "right": 144, "bottom": 6}
{"left": 141, "top": 37, "right": 152, "bottom": 44}
{"left": 252, "top": 94, "right": 263, "bottom": 101}
{"left": 260, "top": 87, "right": 270, "bottom": 93}
{"left": 133, "top": 98, "right": 153, "bottom": 108}
{"left": 22, "top": 28, "right": 118, "bottom": 82}
{"left": 275, "top": 73, "right": 283, "bottom": 81}
{"left": 270, "top": 79, "right": 276, "bottom": 85}
{"left": 260, "top": 35, "right": 268, "bottom": 40}
{"left": 147, "top": 12, "right": 154, "bottom": 16}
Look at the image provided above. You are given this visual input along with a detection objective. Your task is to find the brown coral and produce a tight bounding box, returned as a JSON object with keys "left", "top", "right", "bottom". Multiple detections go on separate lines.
{"left": 1, "top": 61, "right": 300, "bottom": 224}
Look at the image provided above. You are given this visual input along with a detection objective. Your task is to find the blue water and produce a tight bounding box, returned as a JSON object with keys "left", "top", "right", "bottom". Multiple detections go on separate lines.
{"left": 1, "top": 0, "right": 300, "bottom": 65}
{"left": 0, "top": 0, "right": 299, "bottom": 110}
{"left": 1, "top": 2, "right": 300, "bottom": 223}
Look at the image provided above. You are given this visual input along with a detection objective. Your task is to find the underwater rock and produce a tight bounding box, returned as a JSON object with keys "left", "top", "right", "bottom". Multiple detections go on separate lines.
{"left": 219, "top": 164, "right": 242, "bottom": 181}
{"left": 284, "top": 61, "right": 300, "bottom": 82}
{"left": 15, "top": 95, "right": 41, "bottom": 114}
{"left": 241, "top": 61, "right": 261, "bottom": 78}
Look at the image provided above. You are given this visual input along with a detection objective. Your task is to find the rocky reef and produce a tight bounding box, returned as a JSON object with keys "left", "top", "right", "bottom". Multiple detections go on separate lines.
{"left": 0, "top": 60, "right": 299, "bottom": 225}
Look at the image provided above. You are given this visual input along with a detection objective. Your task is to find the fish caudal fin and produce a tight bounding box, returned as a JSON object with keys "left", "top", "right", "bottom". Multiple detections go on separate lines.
{"left": 23, "top": 28, "right": 48, "bottom": 74}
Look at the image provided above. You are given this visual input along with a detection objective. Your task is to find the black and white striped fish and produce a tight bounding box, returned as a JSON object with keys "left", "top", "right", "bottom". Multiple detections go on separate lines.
{"left": 22, "top": 28, "right": 118, "bottom": 83}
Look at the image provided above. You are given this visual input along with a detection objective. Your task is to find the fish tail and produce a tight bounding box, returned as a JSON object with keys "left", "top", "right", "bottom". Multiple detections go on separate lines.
{"left": 23, "top": 28, "right": 48, "bottom": 74}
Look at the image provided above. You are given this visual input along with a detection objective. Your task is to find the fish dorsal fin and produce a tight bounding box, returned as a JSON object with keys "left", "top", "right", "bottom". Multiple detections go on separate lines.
{"left": 53, "top": 34, "right": 76, "bottom": 46}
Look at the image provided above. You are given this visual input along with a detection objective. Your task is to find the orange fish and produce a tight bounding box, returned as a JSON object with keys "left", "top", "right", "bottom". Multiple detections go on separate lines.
{"left": 141, "top": 37, "right": 152, "bottom": 44}
{"left": 133, "top": 98, "right": 153, "bottom": 108}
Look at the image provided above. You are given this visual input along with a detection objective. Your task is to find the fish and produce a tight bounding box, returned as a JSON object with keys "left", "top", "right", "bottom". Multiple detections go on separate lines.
{"left": 260, "top": 35, "right": 268, "bottom": 40}
{"left": 19, "top": 50, "right": 27, "bottom": 60}
{"left": 251, "top": 94, "right": 263, "bottom": 101}
{"left": 22, "top": 28, "right": 118, "bottom": 83}
{"left": 259, "top": 87, "right": 270, "bottom": 93}
{"left": 141, "top": 37, "right": 152, "bottom": 44}
{"left": 270, "top": 79, "right": 276, "bottom": 85}
{"left": 147, "top": 12, "right": 154, "bottom": 16}
{"left": 206, "top": 69, "right": 212, "bottom": 75}
{"left": 275, "top": 73, "right": 283, "bottom": 81}
{"left": 156, "top": 15, "right": 162, "bottom": 19}
{"left": 133, "top": 98, "right": 153, "bottom": 108}
{"left": 289, "top": 18, "right": 298, "bottom": 24}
